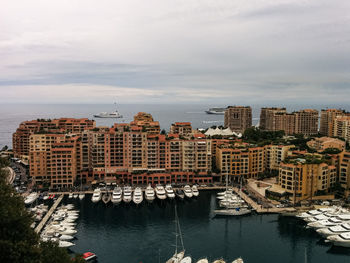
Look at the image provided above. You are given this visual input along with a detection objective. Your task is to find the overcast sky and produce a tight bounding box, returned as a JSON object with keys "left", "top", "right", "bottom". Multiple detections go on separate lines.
{"left": 1, "top": 0, "right": 350, "bottom": 105}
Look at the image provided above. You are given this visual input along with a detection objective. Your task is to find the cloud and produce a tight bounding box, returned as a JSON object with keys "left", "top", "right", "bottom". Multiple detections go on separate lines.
{"left": 0, "top": 0, "right": 350, "bottom": 104}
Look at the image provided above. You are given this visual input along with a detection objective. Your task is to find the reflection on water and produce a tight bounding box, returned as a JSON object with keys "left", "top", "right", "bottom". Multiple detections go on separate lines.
{"left": 64, "top": 191, "right": 350, "bottom": 263}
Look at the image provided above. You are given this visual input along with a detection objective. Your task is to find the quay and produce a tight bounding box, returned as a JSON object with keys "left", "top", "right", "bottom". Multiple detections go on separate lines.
{"left": 233, "top": 187, "right": 296, "bottom": 214}
{"left": 35, "top": 194, "right": 64, "bottom": 233}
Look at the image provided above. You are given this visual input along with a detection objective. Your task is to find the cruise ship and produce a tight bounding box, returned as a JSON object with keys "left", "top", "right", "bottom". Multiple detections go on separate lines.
{"left": 205, "top": 107, "right": 226, "bottom": 115}
{"left": 94, "top": 104, "right": 123, "bottom": 118}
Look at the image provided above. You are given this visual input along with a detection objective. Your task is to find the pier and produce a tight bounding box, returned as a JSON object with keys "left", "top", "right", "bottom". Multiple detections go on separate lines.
{"left": 35, "top": 194, "right": 64, "bottom": 233}
{"left": 233, "top": 187, "right": 296, "bottom": 214}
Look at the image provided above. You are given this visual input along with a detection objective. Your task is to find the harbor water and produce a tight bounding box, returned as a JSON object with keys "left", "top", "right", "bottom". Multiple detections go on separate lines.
{"left": 65, "top": 191, "right": 350, "bottom": 263}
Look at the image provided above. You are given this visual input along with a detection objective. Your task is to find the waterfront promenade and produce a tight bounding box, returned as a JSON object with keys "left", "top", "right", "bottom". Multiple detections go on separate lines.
{"left": 35, "top": 194, "right": 63, "bottom": 233}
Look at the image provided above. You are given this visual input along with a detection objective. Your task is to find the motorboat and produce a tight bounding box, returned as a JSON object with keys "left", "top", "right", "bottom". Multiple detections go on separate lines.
{"left": 79, "top": 193, "right": 85, "bottom": 200}
{"left": 165, "top": 184, "right": 175, "bottom": 199}
{"left": 68, "top": 193, "right": 73, "bottom": 199}
{"left": 111, "top": 186, "right": 123, "bottom": 205}
{"left": 232, "top": 258, "right": 244, "bottom": 263}
{"left": 155, "top": 185, "right": 167, "bottom": 200}
{"left": 91, "top": 188, "right": 102, "bottom": 203}
{"left": 123, "top": 186, "right": 132, "bottom": 203}
{"left": 317, "top": 223, "right": 350, "bottom": 237}
{"left": 93, "top": 103, "right": 123, "bottom": 118}
{"left": 192, "top": 185, "right": 199, "bottom": 197}
{"left": 196, "top": 259, "right": 209, "bottom": 263}
{"left": 133, "top": 187, "right": 143, "bottom": 205}
{"left": 24, "top": 192, "right": 39, "bottom": 205}
{"left": 327, "top": 232, "right": 350, "bottom": 247}
{"left": 102, "top": 192, "right": 111, "bottom": 204}
{"left": 305, "top": 214, "right": 330, "bottom": 223}
{"left": 214, "top": 207, "right": 251, "bottom": 216}
{"left": 73, "top": 193, "right": 78, "bottom": 199}
{"left": 180, "top": 257, "right": 192, "bottom": 263}
{"left": 176, "top": 189, "right": 185, "bottom": 200}
{"left": 183, "top": 185, "right": 193, "bottom": 198}
{"left": 59, "top": 234, "right": 74, "bottom": 241}
{"left": 145, "top": 185, "right": 155, "bottom": 202}
{"left": 212, "top": 260, "right": 226, "bottom": 263}
{"left": 307, "top": 218, "right": 343, "bottom": 229}
{"left": 58, "top": 241, "right": 75, "bottom": 248}
{"left": 83, "top": 252, "right": 97, "bottom": 261}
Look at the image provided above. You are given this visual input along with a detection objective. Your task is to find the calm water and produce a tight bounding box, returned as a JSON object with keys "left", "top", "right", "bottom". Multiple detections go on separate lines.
{"left": 2, "top": 103, "right": 350, "bottom": 148}
{"left": 64, "top": 191, "right": 350, "bottom": 263}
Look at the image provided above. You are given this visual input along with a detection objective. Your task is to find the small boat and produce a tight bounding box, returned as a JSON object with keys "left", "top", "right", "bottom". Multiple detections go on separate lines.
{"left": 183, "top": 185, "right": 193, "bottom": 198}
{"left": 196, "top": 259, "right": 209, "bottom": 263}
{"left": 123, "top": 186, "right": 132, "bottom": 203}
{"left": 58, "top": 241, "right": 75, "bottom": 248}
{"left": 59, "top": 234, "right": 74, "bottom": 241}
{"left": 176, "top": 189, "right": 185, "bottom": 200}
{"left": 214, "top": 207, "right": 251, "bottom": 216}
{"left": 79, "top": 193, "right": 85, "bottom": 200}
{"left": 165, "top": 184, "right": 175, "bottom": 199}
{"left": 133, "top": 187, "right": 143, "bottom": 205}
{"left": 232, "top": 258, "right": 244, "bottom": 263}
{"left": 102, "top": 192, "right": 111, "bottom": 204}
{"left": 68, "top": 193, "right": 73, "bottom": 199}
{"left": 73, "top": 193, "right": 78, "bottom": 199}
{"left": 24, "top": 192, "right": 39, "bottom": 205}
{"left": 192, "top": 185, "right": 199, "bottom": 197}
{"left": 212, "top": 260, "right": 226, "bottom": 263}
{"left": 91, "top": 188, "right": 102, "bottom": 203}
{"left": 83, "top": 252, "right": 97, "bottom": 261}
{"left": 111, "top": 186, "right": 123, "bottom": 205}
{"left": 155, "top": 185, "right": 167, "bottom": 200}
{"left": 145, "top": 184, "right": 155, "bottom": 202}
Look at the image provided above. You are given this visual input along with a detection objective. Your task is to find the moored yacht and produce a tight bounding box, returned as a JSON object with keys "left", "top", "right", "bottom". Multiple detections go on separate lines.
{"left": 24, "top": 192, "right": 39, "bottom": 205}
{"left": 123, "top": 186, "right": 132, "bottom": 203}
{"left": 145, "top": 184, "right": 155, "bottom": 202}
{"left": 176, "top": 189, "right": 185, "bottom": 200}
{"left": 111, "top": 186, "right": 123, "bottom": 205}
{"left": 78, "top": 193, "right": 85, "bottom": 200}
{"left": 91, "top": 188, "right": 102, "bottom": 203}
{"left": 102, "top": 192, "right": 111, "bottom": 204}
{"left": 192, "top": 185, "right": 199, "bottom": 197}
{"left": 307, "top": 218, "right": 343, "bottom": 229}
{"left": 317, "top": 223, "right": 350, "bottom": 237}
{"left": 327, "top": 232, "right": 350, "bottom": 247}
{"left": 183, "top": 185, "right": 193, "bottom": 198}
{"left": 133, "top": 187, "right": 143, "bottom": 205}
{"left": 165, "top": 184, "right": 175, "bottom": 199}
{"left": 155, "top": 185, "right": 167, "bottom": 200}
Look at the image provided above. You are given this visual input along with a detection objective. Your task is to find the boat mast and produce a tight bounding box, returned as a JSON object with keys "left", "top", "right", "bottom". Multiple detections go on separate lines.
{"left": 176, "top": 207, "right": 185, "bottom": 252}
{"left": 174, "top": 205, "right": 178, "bottom": 256}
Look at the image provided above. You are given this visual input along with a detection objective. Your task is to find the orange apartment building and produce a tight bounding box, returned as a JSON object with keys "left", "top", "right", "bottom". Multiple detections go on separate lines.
{"left": 224, "top": 106, "right": 252, "bottom": 133}
{"left": 333, "top": 116, "right": 350, "bottom": 144}
{"left": 320, "top": 109, "right": 347, "bottom": 137}
{"left": 170, "top": 122, "right": 193, "bottom": 136}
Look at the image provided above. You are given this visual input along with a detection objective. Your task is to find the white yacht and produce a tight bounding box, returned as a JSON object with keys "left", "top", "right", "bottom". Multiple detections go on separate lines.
{"left": 317, "top": 223, "right": 350, "bottom": 237}
{"left": 232, "top": 258, "right": 244, "bottom": 263}
{"left": 307, "top": 218, "right": 343, "bottom": 229}
{"left": 58, "top": 241, "right": 75, "bottom": 248}
{"left": 196, "top": 259, "right": 209, "bottom": 263}
{"left": 78, "top": 193, "right": 85, "bottom": 200}
{"left": 133, "top": 187, "right": 143, "bottom": 205}
{"left": 91, "top": 188, "right": 102, "bottom": 203}
{"left": 214, "top": 207, "right": 251, "bottom": 216}
{"left": 305, "top": 214, "right": 330, "bottom": 223}
{"left": 180, "top": 257, "right": 192, "bottom": 263}
{"left": 73, "top": 193, "right": 78, "bottom": 199}
{"left": 68, "top": 193, "right": 73, "bottom": 199}
{"left": 155, "top": 185, "right": 167, "bottom": 200}
{"left": 327, "top": 232, "right": 350, "bottom": 247}
{"left": 165, "top": 184, "right": 175, "bottom": 199}
{"left": 93, "top": 103, "right": 123, "bottom": 118}
{"left": 183, "top": 185, "right": 193, "bottom": 198}
{"left": 145, "top": 185, "right": 155, "bottom": 202}
{"left": 111, "top": 186, "right": 123, "bottom": 205}
{"left": 24, "top": 192, "right": 39, "bottom": 205}
{"left": 192, "top": 185, "right": 199, "bottom": 197}
{"left": 123, "top": 186, "right": 132, "bottom": 203}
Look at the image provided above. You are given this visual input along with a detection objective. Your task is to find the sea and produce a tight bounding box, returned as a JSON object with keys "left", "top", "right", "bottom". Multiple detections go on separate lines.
{"left": 64, "top": 191, "right": 350, "bottom": 263}
{"left": 1, "top": 103, "right": 350, "bottom": 149}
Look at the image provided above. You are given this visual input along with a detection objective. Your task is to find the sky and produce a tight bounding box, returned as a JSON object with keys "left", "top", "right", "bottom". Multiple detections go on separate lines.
{"left": 1, "top": 0, "right": 350, "bottom": 105}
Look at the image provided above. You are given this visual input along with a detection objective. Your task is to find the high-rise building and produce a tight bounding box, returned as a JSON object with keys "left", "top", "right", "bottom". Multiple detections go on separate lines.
{"left": 260, "top": 107, "right": 286, "bottom": 130}
{"left": 294, "top": 109, "right": 319, "bottom": 136}
{"left": 224, "top": 106, "right": 252, "bottom": 133}
{"left": 333, "top": 116, "right": 350, "bottom": 144}
{"left": 170, "top": 122, "right": 193, "bottom": 136}
{"left": 320, "top": 109, "right": 346, "bottom": 136}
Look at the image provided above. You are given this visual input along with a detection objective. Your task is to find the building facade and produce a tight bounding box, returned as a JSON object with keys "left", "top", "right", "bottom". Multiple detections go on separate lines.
{"left": 224, "top": 106, "right": 252, "bottom": 134}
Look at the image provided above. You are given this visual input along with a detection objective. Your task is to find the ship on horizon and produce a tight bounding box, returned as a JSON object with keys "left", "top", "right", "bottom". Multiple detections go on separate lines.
{"left": 205, "top": 107, "right": 226, "bottom": 115}
{"left": 93, "top": 103, "right": 123, "bottom": 118}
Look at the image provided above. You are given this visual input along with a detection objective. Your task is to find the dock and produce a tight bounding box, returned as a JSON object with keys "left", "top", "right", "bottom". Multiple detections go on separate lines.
{"left": 35, "top": 194, "right": 64, "bottom": 233}
{"left": 233, "top": 187, "right": 296, "bottom": 214}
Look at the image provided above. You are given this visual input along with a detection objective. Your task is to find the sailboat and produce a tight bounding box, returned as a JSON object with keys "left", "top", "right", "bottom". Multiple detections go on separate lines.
{"left": 166, "top": 205, "right": 187, "bottom": 263}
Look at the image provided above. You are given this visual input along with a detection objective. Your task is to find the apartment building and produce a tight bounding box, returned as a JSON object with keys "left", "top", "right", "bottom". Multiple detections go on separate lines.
{"left": 216, "top": 145, "right": 264, "bottom": 182}
{"left": 260, "top": 107, "right": 287, "bottom": 130}
{"left": 224, "top": 106, "right": 252, "bottom": 133}
{"left": 294, "top": 109, "right": 319, "bottom": 136}
{"left": 307, "top": 137, "right": 345, "bottom": 152}
{"left": 320, "top": 109, "right": 346, "bottom": 137}
{"left": 278, "top": 161, "right": 337, "bottom": 202}
{"left": 264, "top": 145, "right": 294, "bottom": 170}
{"left": 333, "top": 116, "right": 350, "bottom": 144}
{"left": 13, "top": 118, "right": 95, "bottom": 158}
{"left": 339, "top": 152, "right": 350, "bottom": 192}
{"left": 170, "top": 122, "right": 193, "bottom": 136}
